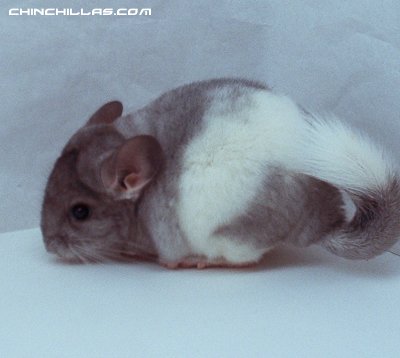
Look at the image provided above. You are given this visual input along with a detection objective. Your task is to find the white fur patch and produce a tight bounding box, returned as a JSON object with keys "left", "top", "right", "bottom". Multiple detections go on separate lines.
{"left": 295, "top": 116, "right": 397, "bottom": 191}
{"left": 339, "top": 189, "right": 357, "bottom": 222}
{"left": 176, "top": 90, "right": 305, "bottom": 263}
{"left": 175, "top": 88, "right": 399, "bottom": 263}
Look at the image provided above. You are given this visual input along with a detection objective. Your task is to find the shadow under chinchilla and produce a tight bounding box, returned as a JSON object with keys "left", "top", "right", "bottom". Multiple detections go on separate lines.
{"left": 257, "top": 245, "right": 400, "bottom": 278}
{"left": 43, "top": 243, "right": 400, "bottom": 278}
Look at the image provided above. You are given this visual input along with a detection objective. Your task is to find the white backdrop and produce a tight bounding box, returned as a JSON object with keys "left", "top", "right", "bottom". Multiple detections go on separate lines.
{"left": 1, "top": 0, "right": 400, "bottom": 232}
{"left": 1, "top": 3, "right": 400, "bottom": 357}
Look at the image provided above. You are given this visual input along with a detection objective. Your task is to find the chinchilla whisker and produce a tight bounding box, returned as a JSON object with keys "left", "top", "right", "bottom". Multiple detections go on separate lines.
{"left": 84, "top": 249, "right": 110, "bottom": 264}
{"left": 73, "top": 245, "right": 105, "bottom": 264}
{"left": 77, "top": 249, "right": 94, "bottom": 264}
{"left": 386, "top": 250, "right": 400, "bottom": 257}
{"left": 69, "top": 245, "right": 89, "bottom": 264}
{"left": 98, "top": 248, "right": 155, "bottom": 261}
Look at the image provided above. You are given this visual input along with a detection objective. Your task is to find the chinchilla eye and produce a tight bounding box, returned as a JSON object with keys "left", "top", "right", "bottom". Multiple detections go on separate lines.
{"left": 70, "top": 203, "right": 91, "bottom": 221}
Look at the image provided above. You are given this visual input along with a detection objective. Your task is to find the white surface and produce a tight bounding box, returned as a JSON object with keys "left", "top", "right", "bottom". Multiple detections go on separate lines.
{"left": 1, "top": 0, "right": 400, "bottom": 235}
{"left": 0, "top": 228, "right": 399, "bottom": 358}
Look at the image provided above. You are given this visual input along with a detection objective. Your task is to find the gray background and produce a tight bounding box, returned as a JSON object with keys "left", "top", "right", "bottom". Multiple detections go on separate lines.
{"left": 2, "top": 3, "right": 400, "bottom": 355}
{"left": 1, "top": 0, "right": 400, "bottom": 233}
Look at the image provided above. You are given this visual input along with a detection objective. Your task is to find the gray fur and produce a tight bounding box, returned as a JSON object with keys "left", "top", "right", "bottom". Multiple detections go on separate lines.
{"left": 41, "top": 77, "right": 400, "bottom": 264}
{"left": 322, "top": 178, "right": 400, "bottom": 259}
{"left": 41, "top": 143, "right": 156, "bottom": 262}
{"left": 215, "top": 169, "right": 345, "bottom": 250}
{"left": 42, "top": 78, "right": 267, "bottom": 263}
{"left": 114, "top": 78, "right": 268, "bottom": 261}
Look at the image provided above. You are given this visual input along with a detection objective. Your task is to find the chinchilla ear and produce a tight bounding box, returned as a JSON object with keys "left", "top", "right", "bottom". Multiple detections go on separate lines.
{"left": 100, "top": 135, "right": 163, "bottom": 200}
{"left": 86, "top": 101, "right": 123, "bottom": 126}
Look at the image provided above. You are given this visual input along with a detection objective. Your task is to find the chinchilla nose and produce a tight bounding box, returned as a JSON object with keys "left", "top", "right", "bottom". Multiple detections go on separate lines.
{"left": 45, "top": 240, "right": 57, "bottom": 253}
{"left": 44, "top": 239, "right": 58, "bottom": 254}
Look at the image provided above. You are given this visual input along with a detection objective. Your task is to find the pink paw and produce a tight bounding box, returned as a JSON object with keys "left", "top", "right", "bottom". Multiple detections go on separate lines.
{"left": 160, "top": 256, "right": 257, "bottom": 270}
{"left": 160, "top": 256, "right": 207, "bottom": 269}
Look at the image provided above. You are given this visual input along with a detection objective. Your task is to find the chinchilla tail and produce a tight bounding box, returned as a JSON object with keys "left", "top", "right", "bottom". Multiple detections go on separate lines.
{"left": 297, "top": 116, "right": 400, "bottom": 259}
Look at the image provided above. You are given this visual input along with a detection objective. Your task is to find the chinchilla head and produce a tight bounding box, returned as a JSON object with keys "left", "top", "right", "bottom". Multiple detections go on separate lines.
{"left": 41, "top": 101, "right": 163, "bottom": 263}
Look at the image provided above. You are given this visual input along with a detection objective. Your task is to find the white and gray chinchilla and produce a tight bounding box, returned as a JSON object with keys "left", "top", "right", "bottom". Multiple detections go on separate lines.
{"left": 41, "top": 78, "right": 400, "bottom": 268}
